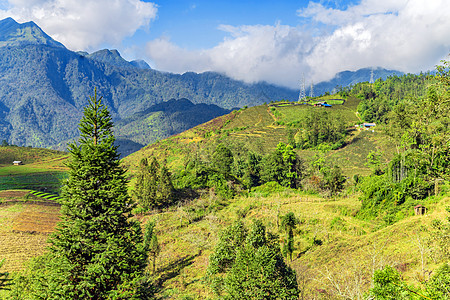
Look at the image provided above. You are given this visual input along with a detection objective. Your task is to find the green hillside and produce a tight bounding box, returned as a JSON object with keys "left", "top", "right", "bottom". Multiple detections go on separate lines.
{"left": 124, "top": 95, "right": 391, "bottom": 177}
{"left": 1, "top": 65, "right": 450, "bottom": 299}
{"left": 0, "top": 146, "right": 68, "bottom": 193}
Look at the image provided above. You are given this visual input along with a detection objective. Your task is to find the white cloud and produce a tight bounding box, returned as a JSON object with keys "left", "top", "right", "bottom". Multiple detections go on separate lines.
{"left": 146, "top": 0, "right": 450, "bottom": 89}
{"left": 0, "top": 0, "right": 158, "bottom": 51}
{"left": 146, "top": 24, "right": 313, "bottom": 88}
{"left": 300, "top": 0, "right": 450, "bottom": 82}
{"left": 1, "top": 0, "right": 448, "bottom": 88}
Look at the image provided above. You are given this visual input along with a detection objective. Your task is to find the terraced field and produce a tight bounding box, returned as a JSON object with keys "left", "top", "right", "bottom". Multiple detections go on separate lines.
{"left": 0, "top": 190, "right": 60, "bottom": 272}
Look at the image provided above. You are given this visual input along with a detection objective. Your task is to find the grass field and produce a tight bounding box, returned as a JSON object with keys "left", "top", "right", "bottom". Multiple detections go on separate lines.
{"left": 0, "top": 146, "right": 68, "bottom": 193}
{"left": 1, "top": 185, "right": 448, "bottom": 299}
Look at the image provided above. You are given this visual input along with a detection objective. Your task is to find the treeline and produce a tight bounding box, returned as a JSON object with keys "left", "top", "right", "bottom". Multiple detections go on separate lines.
{"left": 132, "top": 141, "right": 346, "bottom": 211}
{"left": 352, "top": 61, "right": 450, "bottom": 223}
{"left": 353, "top": 72, "right": 430, "bottom": 124}
{"left": 287, "top": 109, "right": 348, "bottom": 150}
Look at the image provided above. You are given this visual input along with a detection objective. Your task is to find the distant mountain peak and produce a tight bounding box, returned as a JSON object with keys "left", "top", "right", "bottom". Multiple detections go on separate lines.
{"left": 130, "top": 59, "right": 151, "bottom": 70}
{"left": 87, "top": 49, "right": 152, "bottom": 70}
{"left": 0, "top": 17, "right": 65, "bottom": 48}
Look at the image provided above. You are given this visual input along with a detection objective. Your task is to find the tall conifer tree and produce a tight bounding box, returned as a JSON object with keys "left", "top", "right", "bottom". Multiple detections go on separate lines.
{"left": 46, "top": 90, "right": 148, "bottom": 299}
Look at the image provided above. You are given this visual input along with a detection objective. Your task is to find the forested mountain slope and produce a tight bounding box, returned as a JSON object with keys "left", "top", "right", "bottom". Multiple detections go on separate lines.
{"left": 0, "top": 17, "right": 405, "bottom": 152}
{"left": 0, "top": 18, "right": 297, "bottom": 149}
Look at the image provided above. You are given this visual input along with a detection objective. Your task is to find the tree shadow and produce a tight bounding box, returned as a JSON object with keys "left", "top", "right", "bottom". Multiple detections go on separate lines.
{"left": 152, "top": 250, "right": 202, "bottom": 296}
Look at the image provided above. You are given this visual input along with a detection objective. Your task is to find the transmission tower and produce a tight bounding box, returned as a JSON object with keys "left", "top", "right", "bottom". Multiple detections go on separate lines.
{"left": 298, "top": 75, "right": 306, "bottom": 102}
{"left": 369, "top": 68, "right": 374, "bottom": 84}
{"left": 309, "top": 81, "right": 314, "bottom": 98}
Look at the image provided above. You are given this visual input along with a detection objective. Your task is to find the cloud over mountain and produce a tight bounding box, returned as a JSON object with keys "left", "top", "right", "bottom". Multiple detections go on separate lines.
{"left": 146, "top": 24, "right": 313, "bottom": 88}
{"left": 0, "top": 0, "right": 158, "bottom": 51}
{"left": 146, "top": 0, "right": 450, "bottom": 88}
{"left": 0, "top": 0, "right": 448, "bottom": 89}
{"left": 300, "top": 0, "right": 450, "bottom": 83}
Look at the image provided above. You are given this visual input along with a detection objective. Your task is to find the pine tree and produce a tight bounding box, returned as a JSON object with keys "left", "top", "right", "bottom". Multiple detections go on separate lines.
{"left": 156, "top": 160, "right": 174, "bottom": 207}
{"left": 143, "top": 222, "right": 160, "bottom": 275}
{"left": 212, "top": 143, "right": 234, "bottom": 175}
{"left": 45, "top": 90, "right": 149, "bottom": 299}
{"left": 134, "top": 157, "right": 174, "bottom": 210}
{"left": 134, "top": 157, "right": 157, "bottom": 210}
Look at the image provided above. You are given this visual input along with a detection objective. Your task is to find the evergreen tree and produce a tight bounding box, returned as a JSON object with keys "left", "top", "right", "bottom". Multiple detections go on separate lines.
{"left": 156, "top": 160, "right": 175, "bottom": 207}
{"left": 45, "top": 90, "right": 149, "bottom": 299}
{"left": 212, "top": 143, "right": 234, "bottom": 175}
{"left": 134, "top": 158, "right": 153, "bottom": 210}
{"left": 242, "top": 151, "right": 262, "bottom": 189}
{"left": 208, "top": 220, "right": 299, "bottom": 299}
{"left": 143, "top": 222, "right": 160, "bottom": 275}
{"left": 134, "top": 157, "right": 174, "bottom": 210}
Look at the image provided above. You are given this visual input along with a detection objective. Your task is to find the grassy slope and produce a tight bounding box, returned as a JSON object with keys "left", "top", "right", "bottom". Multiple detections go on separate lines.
{"left": 124, "top": 96, "right": 394, "bottom": 177}
{"left": 0, "top": 98, "right": 445, "bottom": 299}
{"left": 0, "top": 146, "right": 68, "bottom": 192}
{"left": 1, "top": 188, "right": 448, "bottom": 299}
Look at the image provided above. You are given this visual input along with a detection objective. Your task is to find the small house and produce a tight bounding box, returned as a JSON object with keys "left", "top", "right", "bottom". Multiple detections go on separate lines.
{"left": 314, "top": 102, "right": 332, "bottom": 107}
{"left": 414, "top": 204, "right": 426, "bottom": 216}
{"left": 362, "top": 123, "right": 376, "bottom": 129}
{"left": 13, "top": 160, "right": 23, "bottom": 165}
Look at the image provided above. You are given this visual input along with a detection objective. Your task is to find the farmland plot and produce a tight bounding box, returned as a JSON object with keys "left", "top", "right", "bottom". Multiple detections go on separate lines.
{"left": 0, "top": 201, "right": 60, "bottom": 272}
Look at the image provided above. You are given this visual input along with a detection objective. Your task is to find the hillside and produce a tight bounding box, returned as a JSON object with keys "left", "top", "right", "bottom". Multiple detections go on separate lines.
{"left": 1, "top": 74, "right": 449, "bottom": 298}
{"left": 124, "top": 95, "right": 393, "bottom": 178}
{"left": 0, "top": 17, "right": 405, "bottom": 154}
{"left": 0, "top": 18, "right": 297, "bottom": 150}
{"left": 0, "top": 146, "right": 68, "bottom": 192}
{"left": 113, "top": 98, "right": 234, "bottom": 155}
{"left": 1, "top": 183, "right": 448, "bottom": 299}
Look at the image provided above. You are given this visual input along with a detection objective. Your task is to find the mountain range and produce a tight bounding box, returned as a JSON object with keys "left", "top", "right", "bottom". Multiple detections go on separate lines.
{"left": 0, "top": 17, "right": 402, "bottom": 154}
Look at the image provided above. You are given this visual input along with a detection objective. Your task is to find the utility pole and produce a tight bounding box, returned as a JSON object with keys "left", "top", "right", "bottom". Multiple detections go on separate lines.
{"left": 298, "top": 74, "right": 306, "bottom": 102}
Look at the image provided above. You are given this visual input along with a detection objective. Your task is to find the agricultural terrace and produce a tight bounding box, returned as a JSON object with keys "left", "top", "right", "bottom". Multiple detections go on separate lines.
{"left": 0, "top": 190, "right": 60, "bottom": 272}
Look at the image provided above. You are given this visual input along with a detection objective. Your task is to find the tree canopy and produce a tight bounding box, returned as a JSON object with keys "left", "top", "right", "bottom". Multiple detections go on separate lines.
{"left": 208, "top": 220, "right": 299, "bottom": 299}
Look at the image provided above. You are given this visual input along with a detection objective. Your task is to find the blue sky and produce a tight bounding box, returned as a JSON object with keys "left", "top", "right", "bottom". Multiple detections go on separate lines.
{"left": 0, "top": 0, "right": 449, "bottom": 88}
{"left": 136, "top": 0, "right": 316, "bottom": 49}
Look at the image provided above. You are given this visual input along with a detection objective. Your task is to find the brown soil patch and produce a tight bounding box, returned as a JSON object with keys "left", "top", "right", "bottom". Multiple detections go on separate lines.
{"left": 0, "top": 190, "right": 29, "bottom": 199}
{"left": 12, "top": 204, "right": 61, "bottom": 234}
